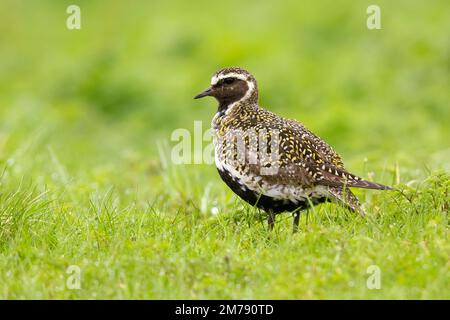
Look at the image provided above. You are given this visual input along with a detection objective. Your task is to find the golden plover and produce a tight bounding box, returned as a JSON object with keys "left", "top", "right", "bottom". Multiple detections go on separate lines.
{"left": 194, "top": 67, "right": 391, "bottom": 232}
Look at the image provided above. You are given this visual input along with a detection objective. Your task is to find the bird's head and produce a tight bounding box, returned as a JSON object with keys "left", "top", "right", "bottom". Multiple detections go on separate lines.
{"left": 194, "top": 67, "right": 258, "bottom": 107}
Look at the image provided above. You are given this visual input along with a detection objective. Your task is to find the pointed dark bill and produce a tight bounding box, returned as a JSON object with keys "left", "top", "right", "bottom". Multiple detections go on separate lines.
{"left": 194, "top": 87, "right": 213, "bottom": 99}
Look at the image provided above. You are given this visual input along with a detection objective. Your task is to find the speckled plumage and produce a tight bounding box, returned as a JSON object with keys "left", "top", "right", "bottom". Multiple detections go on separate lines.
{"left": 195, "top": 67, "right": 391, "bottom": 231}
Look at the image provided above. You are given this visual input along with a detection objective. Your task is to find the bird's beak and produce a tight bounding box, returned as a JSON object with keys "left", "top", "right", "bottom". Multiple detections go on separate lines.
{"left": 194, "top": 87, "right": 213, "bottom": 99}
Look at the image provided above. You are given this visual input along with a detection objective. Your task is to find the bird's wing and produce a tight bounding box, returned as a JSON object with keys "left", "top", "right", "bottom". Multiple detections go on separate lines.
{"left": 316, "top": 163, "right": 391, "bottom": 190}
{"left": 284, "top": 118, "right": 345, "bottom": 169}
{"left": 243, "top": 117, "right": 391, "bottom": 190}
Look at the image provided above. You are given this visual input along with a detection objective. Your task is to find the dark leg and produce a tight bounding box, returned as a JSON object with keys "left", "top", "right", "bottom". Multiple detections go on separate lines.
{"left": 267, "top": 211, "right": 275, "bottom": 231}
{"left": 292, "top": 212, "right": 300, "bottom": 233}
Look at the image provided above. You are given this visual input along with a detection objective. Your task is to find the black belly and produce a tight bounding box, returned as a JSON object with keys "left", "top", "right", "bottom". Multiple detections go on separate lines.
{"left": 217, "top": 168, "right": 329, "bottom": 214}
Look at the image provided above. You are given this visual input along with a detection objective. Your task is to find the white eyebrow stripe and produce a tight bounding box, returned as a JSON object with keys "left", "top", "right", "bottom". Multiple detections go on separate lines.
{"left": 211, "top": 72, "right": 249, "bottom": 85}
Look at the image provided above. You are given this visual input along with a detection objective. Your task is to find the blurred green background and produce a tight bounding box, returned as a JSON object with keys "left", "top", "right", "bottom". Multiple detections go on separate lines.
{"left": 0, "top": 0, "right": 448, "bottom": 299}
{"left": 1, "top": 0, "right": 449, "bottom": 173}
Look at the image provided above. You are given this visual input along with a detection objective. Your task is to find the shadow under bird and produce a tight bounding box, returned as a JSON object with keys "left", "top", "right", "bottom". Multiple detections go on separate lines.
{"left": 194, "top": 67, "right": 391, "bottom": 232}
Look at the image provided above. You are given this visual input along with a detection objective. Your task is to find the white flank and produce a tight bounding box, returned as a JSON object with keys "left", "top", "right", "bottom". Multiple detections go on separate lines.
{"left": 215, "top": 147, "right": 329, "bottom": 204}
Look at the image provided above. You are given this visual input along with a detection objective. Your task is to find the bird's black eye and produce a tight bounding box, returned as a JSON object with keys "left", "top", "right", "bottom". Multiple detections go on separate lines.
{"left": 223, "top": 78, "right": 235, "bottom": 85}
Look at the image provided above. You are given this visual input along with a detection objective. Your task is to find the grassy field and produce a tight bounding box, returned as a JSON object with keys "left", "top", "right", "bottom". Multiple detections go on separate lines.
{"left": 0, "top": 0, "right": 448, "bottom": 299}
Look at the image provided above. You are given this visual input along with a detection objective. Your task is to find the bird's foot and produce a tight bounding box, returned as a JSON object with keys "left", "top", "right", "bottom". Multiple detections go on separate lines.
{"left": 267, "top": 211, "right": 275, "bottom": 231}
{"left": 292, "top": 212, "right": 300, "bottom": 234}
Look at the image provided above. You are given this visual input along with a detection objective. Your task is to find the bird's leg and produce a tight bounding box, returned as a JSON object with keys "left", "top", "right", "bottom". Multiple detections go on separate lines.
{"left": 292, "top": 212, "right": 300, "bottom": 233}
{"left": 267, "top": 210, "right": 275, "bottom": 231}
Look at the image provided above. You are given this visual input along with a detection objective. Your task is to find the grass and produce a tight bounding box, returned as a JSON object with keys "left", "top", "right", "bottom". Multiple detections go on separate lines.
{"left": 0, "top": 0, "right": 449, "bottom": 299}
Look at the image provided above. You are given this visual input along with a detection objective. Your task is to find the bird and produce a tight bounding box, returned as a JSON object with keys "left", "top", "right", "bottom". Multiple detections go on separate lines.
{"left": 194, "top": 67, "right": 391, "bottom": 232}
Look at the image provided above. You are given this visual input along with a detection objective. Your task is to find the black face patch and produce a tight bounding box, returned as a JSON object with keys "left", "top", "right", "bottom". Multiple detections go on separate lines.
{"left": 211, "top": 77, "right": 249, "bottom": 110}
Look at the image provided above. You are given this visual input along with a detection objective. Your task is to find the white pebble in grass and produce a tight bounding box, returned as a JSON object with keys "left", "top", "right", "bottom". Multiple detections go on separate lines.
{"left": 211, "top": 207, "right": 219, "bottom": 216}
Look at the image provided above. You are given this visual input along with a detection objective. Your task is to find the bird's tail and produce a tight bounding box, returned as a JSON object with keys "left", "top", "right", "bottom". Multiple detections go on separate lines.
{"left": 321, "top": 165, "right": 392, "bottom": 190}
{"left": 346, "top": 178, "right": 392, "bottom": 190}
{"left": 328, "top": 186, "right": 366, "bottom": 217}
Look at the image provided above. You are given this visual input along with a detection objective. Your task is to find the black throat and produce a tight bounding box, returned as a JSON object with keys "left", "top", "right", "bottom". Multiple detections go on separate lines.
{"left": 217, "top": 100, "right": 236, "bottom": 116}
